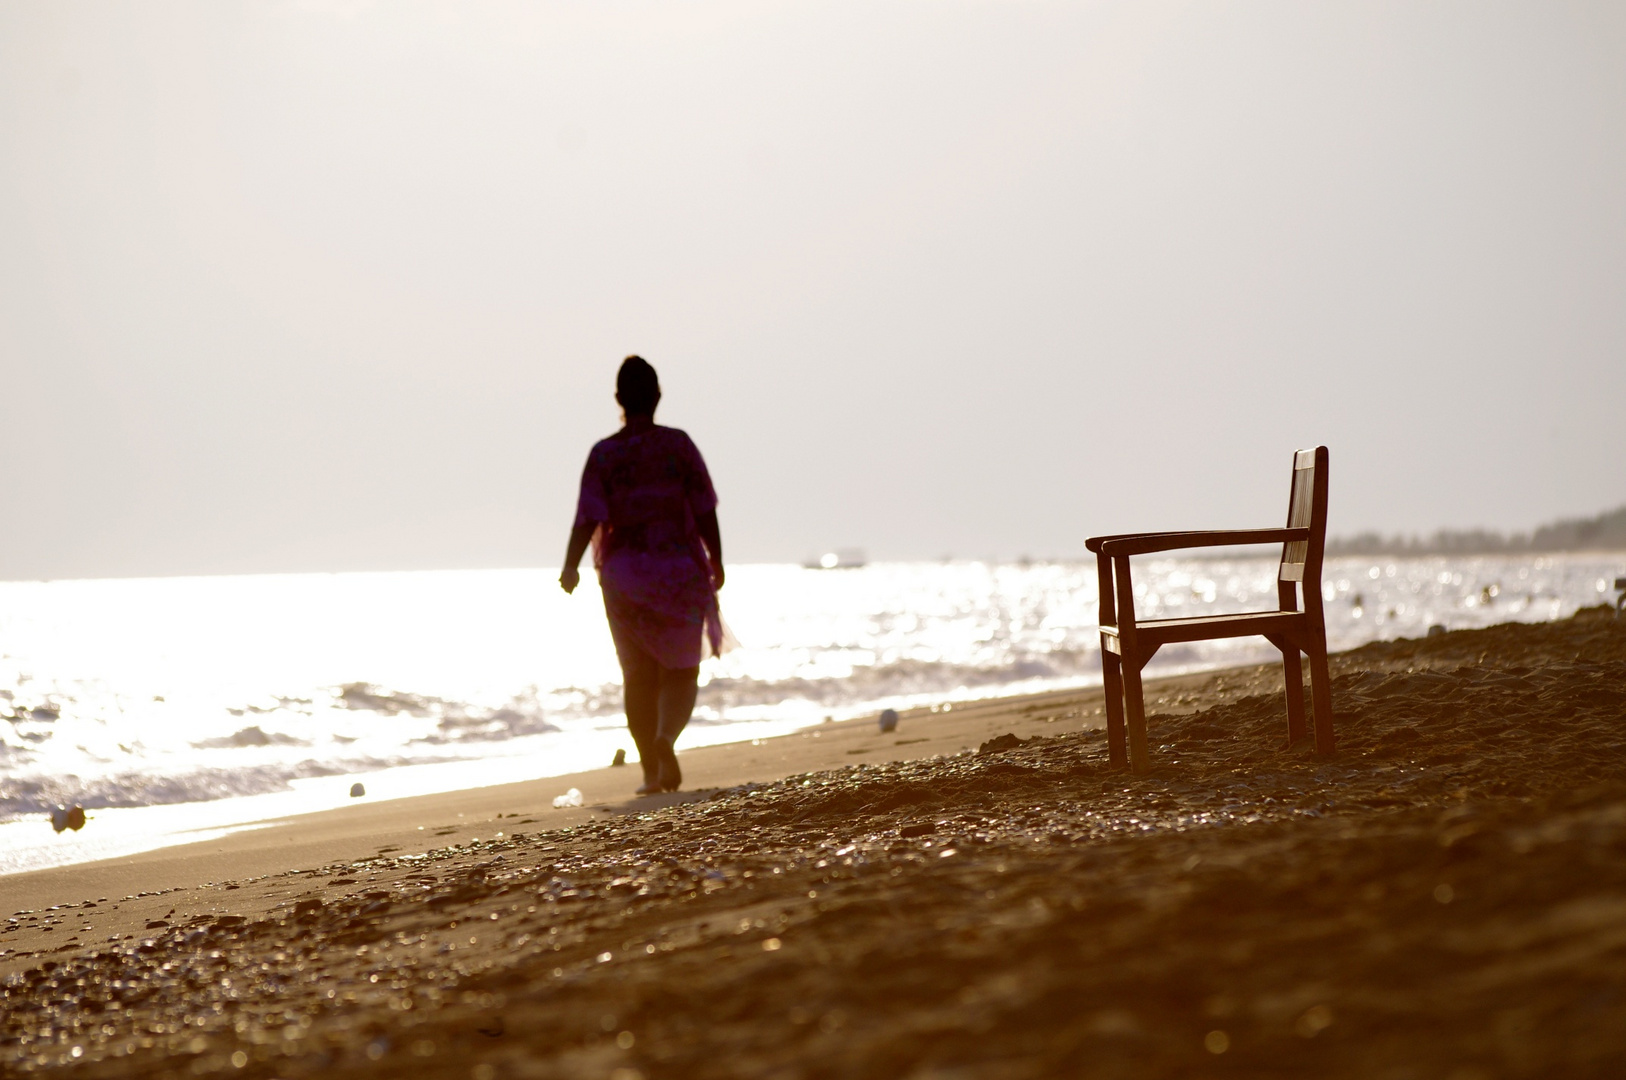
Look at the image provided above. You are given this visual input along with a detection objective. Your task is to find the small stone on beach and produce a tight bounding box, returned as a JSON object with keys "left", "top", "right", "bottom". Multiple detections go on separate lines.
{"left": 49, "top": 806, "right": 86, "bottom": 833}
{"left": 350, "top": 783, "right": 366, "bottom": 797}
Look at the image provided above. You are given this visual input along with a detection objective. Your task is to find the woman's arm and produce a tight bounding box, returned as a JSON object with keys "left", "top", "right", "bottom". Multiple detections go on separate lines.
{"left": 697, "top": 509, "right": 725, "bottom": 590}
{"left": 559, "top": 522, "right": 595, "bottom": 594}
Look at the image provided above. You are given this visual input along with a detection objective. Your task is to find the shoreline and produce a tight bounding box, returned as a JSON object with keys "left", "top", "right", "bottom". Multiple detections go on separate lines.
{"left": 0, "top": 665, "right": 1248, "bottom": 884}
{"left": 0, "top": 665, "right": 1263, "bottom": 969}
{"left": 0, "top": 710, "right": 820, "bottom": 880}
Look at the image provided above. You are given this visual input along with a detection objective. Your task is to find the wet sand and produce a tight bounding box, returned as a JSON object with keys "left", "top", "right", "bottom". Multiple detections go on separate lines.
{"left": 4, "top": 608, "right": 1626, "bottom": 1078}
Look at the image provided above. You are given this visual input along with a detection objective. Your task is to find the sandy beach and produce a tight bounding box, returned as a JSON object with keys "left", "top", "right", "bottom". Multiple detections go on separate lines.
{"left": 4, "top": 607, "right": 1626, "bottom": 1078}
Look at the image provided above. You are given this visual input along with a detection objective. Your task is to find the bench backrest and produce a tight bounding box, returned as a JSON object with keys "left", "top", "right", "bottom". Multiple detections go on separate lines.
{"left": 1279, "top": 446, "right": 1328, "bottom": 588}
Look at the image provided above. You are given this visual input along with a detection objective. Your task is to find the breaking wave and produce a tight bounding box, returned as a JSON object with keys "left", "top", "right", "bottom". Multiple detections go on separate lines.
{"left": 0, "top": 758, "right": 401, "bottom": 819}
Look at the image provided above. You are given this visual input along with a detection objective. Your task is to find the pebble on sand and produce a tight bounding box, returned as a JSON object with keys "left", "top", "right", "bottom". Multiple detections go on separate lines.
{"left": 612, "top": 749, "right": 627, "bottom": 767}
{"left": 878, "top": 708, "right": 899, "bottom": 734}
{"left": 49, "top": 806, "right": 86, "bottom": 833}
{"left": 350, "top": 783, "right": 366, "bottom": 798}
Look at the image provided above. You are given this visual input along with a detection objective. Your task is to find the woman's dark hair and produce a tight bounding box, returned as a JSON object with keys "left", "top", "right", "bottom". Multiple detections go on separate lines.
{"left": 616, "top": 355, "right": 661, "bottom": 416}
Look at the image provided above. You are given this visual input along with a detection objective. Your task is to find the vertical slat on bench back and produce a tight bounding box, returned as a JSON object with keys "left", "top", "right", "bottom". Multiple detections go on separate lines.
{"left": 1279, "top": 447, "right": 1328, "bottom": 585}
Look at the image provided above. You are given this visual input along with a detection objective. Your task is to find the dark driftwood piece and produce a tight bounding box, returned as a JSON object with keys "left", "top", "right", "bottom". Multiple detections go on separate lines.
{"left": 1086, "top": 446, "right": 1334, "bottom": 773}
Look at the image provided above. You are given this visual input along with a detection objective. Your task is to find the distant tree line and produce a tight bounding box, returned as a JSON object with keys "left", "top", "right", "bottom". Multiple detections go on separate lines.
{"left": 1327, "top": 505, "right": 1626, "bottom": 556}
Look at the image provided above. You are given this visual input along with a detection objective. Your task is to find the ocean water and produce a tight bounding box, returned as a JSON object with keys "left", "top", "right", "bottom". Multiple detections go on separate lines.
{"left": 2, "top": 554, "right": 1621, "bottom": 874}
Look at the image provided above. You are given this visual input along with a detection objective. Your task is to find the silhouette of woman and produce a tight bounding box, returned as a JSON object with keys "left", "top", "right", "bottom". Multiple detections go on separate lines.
{"left": 560, "top": 357, "right": 726, "bottom": 794}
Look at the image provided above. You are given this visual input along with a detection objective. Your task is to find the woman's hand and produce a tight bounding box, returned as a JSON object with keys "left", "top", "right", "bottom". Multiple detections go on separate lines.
{"left": 560, "top": 523, "right": 594, "bottom": 595}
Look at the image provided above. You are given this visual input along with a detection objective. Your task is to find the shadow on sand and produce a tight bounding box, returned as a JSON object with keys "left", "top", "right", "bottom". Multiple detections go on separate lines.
{"left": 600, "top": 788, "right": 715, "bottom": 815}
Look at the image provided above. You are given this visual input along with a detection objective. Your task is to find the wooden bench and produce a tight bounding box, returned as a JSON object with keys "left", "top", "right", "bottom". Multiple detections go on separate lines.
{"left": 1085, "top": 446, "right": 1334, "bottom": 773}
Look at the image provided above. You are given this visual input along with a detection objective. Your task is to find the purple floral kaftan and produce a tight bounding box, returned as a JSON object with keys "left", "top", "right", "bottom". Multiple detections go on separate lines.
{"left": 573, "top": 425, "right": 725, "bottom": 669}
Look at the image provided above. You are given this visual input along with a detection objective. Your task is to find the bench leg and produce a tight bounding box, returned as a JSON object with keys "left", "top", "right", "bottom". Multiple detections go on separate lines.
{"left": 1101, "top": 639, "right": 1128, "bottom": 770}
{"left": 1308, "top": 640, "right": 1336, "bottom": 755}
{"left": 1121, "top": 658, "right": 1151, "bottom": 774}
{"left": 1281, "top": 645, "right": 1307, "bottom": 745}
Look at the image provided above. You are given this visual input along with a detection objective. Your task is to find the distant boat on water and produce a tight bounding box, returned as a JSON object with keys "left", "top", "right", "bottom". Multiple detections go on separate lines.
{"left": 803, "top": 548, "right": 867, "bottom": 570}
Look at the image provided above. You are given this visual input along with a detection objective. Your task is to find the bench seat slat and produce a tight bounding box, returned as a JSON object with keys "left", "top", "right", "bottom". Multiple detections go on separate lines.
{"left": 1099, "top": 610, "right": 1304, "bottom": 646}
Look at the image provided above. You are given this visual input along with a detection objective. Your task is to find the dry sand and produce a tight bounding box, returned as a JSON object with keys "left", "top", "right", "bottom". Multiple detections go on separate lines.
{"left": 3, "top": 608, "right": 1626, "bottom": 1078}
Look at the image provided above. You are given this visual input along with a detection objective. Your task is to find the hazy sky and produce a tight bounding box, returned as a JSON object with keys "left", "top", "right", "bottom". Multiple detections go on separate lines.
{"left": 3, "top": 1, "right": 1623, "bottom": 579}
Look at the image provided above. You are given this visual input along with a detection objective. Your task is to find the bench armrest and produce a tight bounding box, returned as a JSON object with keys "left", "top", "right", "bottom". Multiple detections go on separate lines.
{"left": 1085, "top": 530, "right": 1218, "bottom": 554}
{"left": 1097, "top": 528, "right": 1310, "bottom": 557}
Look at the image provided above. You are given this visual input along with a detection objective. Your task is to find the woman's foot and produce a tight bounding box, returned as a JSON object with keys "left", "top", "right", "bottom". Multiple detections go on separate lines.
{"left": 655, "top": 737, "right": 682, "bottom": 792}
{"left": 636, "top": 761, "right": 662, "bottom": 796}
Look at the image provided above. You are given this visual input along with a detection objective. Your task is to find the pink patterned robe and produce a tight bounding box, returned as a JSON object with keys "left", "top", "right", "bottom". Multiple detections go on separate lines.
{"left": 573, "top": 425, "right": 725, "bottom": 669}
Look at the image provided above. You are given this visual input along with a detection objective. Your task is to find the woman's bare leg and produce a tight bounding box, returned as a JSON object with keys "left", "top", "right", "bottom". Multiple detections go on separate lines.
{"left": 653, "top": 665, "right": 699, "bottom": 791}
{"left": 619, "top": 646, "right": 662, "bottom": 793}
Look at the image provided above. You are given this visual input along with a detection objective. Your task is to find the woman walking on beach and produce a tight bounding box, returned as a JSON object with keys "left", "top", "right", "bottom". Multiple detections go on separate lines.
{"left": 559, "top": 356, "right": 727, "bottom": 794}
